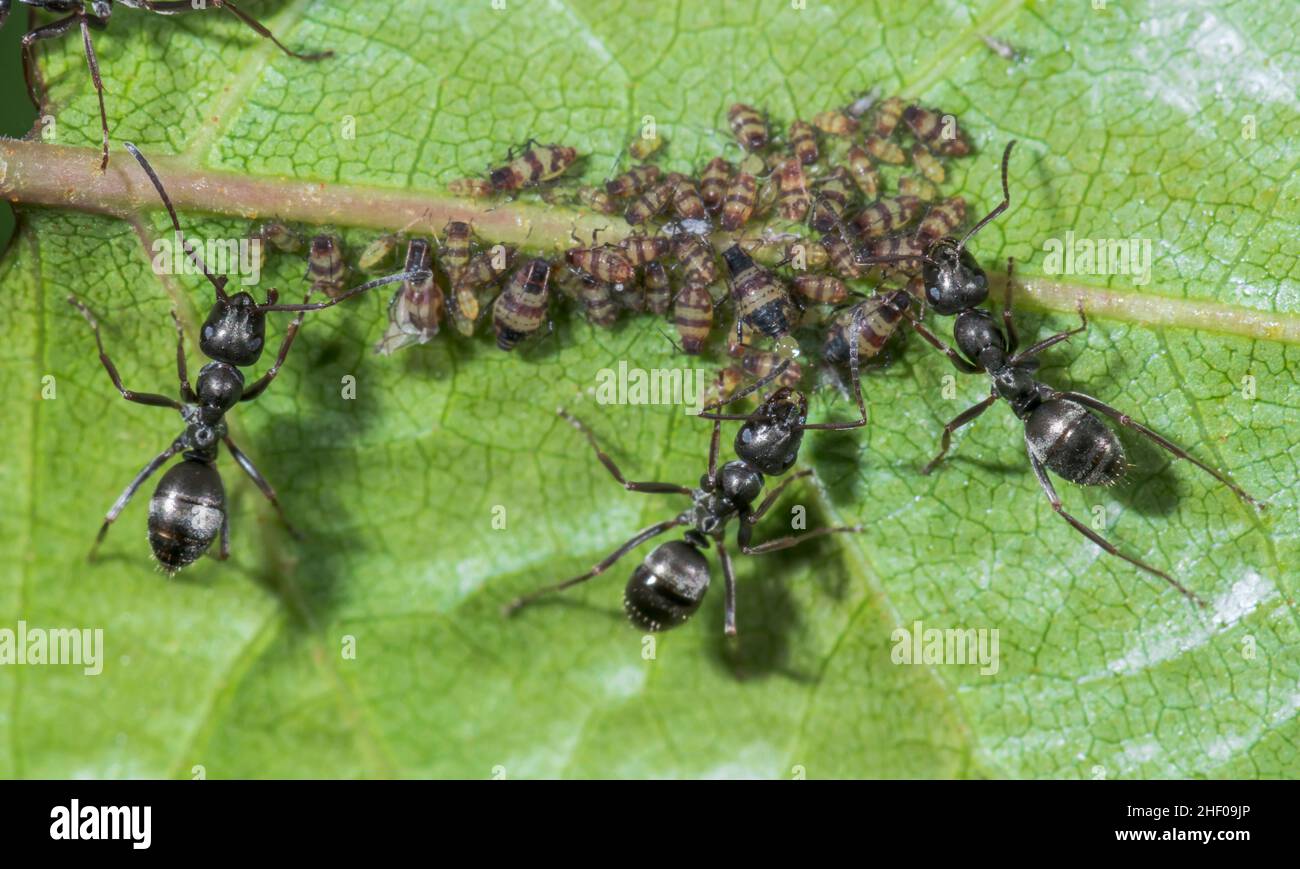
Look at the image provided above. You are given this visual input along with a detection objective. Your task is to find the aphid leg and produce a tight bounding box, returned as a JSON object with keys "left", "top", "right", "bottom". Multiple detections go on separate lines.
{"left": 922, "top": 394, "right": 997, "bottom": 475}
{"left": 1049, "top": 391, "right": 1263, "bottom": 510}
{"left": 1024, "top": 439, "right": 1206, "bottom": 606}
{"left": 737, "top": 519, "right": 863, "bottom": 556}
{"left": 169, "top": 310, "right": 197, "bottom": 403}
{"left": 1012, "top": 302, "right": 1087, "bottom": 363}
{"left": 718, "top": 541, "right": 738, "bottom": 637}
{"left": 67, "top": 296, "right": 182, "bottom": 410}
{"left": 241, "top": 291, "right": 311, "bottom": 402}
{"left": 90, "top": 442, "right": 182, "bottom": 560}
{"left": 222, "top": 435, "right": 301, "bottom": 539}
{"left": 745, "top": 469, "right": 814, "bottom": 523}
{"left": 908, "top": 315, "right": 980, "bottom": 373}
{"left": 1002, "top": 257, "right": 1019, "bottom": 354}
{"left": 503, "top": 518, "right": 685, "bottom": 616}
{"left": 957, "top": 140, "right": 1016, "bottom": 249}
{"left": 558, "top": 409, "right": 693, "bottom": 495}
{"left": 20, "top": 12, "right": 79, "bottom": 111}
{"left": 77, "top": 17, "right": 110, "bottom": 170}
{"left": 803, "top": 305, "right": 867, "bottom": 431}
{"left": 140, "top": 0, "right": 333, "bottom": 61}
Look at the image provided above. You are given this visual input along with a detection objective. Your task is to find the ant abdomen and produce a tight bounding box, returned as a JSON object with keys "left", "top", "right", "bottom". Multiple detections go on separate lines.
{"left": 148, "top": 460, "right": 226, "bottom": 571}
{"left": 623, "top": 541, "right": 712, "bottom": 632}
{"left": 1025, "top": 400, "right": 1127, "bottom": 487}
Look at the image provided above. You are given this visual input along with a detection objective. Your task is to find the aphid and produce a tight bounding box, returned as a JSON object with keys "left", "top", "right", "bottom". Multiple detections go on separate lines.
{"left": 576, "top": 185, "right": 619, "bottom": 215}
{"left": 566, "top": 238, "right": 635, "bottom": 284}
{"left": 606, "top": 164, "right": 661, "bottom": 197}
{"left": 722, "top": 243, "right": 800, "bottom": 347}
{"left": 620, "top": 233, "right": 670, "bottom": 267}
{"left": 811, "top": 110, "right": 859, "bottom": 137}
{"left": 898, "top": 174, "right": 939, "bottom": 202}
{"left": 672, "top": 233, "right": 718, "bottom": 286}
{"left": 4, "top": 0, "right": 330, "bottom": 170}
{"left": 980, "top": 33, "right": 1021, "bottom": 62}
{"left": 720, "top": 171, "right": 758, "bottom": 231}
{"left": 788, "top": 120, "right": 819, "bottom": 165}
{"left": 358, "top": 233, "right": 401, "bottom": 271}
{"left": 624, "top": 180, "right": 674, "bottom": 225}
{"left": 922, "top": 282, "right": 1260, "bottom": 606}
{"left": 903, "top": 105, "right": 970, "bottom": 157}
{"left": 917, "top": 197, "right": 967, "bottom": 242}
{"left": 578, "top": 276, "right": 619, "bottom": 328}
{"left": 448, "top": 178, "right": 494, "bottom": 198}
{"left": 251, "top": 222, "right": 302, "bottom": 253}
{"left": 775, "top": 157, "right": 812, "bottom": 222}
{"left": 755, "top": 173, "right": 779, "bottom": 219}
{"left": 670, "top": 174, "right": 708, "bottom": 221}
{"left": 306, "top": 234, "right": 349, "bottom": 298}
{"left": 864, "top": 134, "right": 906, "bottom": 164}
{"left": 453, "top": 245, "right": 516, "bottom": 331}
{"left": 783, "top": 237, "right": 829, "bottom": 270}
{"left": 728, "top": 103, "right": 768, "bottom": 151}
{"left": 845, "top": 145, "right": 881, "bottom": 198}
{"left": 910, "top": 143, "right": 945, "bottom": 184}
{"left": 440, "top": 221, "right": 474, "bottom": 284}
{"left": 642, "top": 261, "right": 672, "bottom": 315}
{"left": 873, "top": 96, "right": 905, "bottom": 137}
{"left": 489, "top": 142, "right": 578, "bottom": 191}
{"left": 845, "top": 89, "right": 879, "bottom": 119}
{"left": 853, "top": 195, "right": 922, "bottom": 238}
{"left": 672, "top": 280, "right": 714, "bottom": 354}
{"left": 869, "top": 234, "right": 927, "bottom": 271}
{"left": 819, "top": 231, "right": 864, "bottom": 279}
{"left": 808, "top": 166, "right": 854, "bottom": 232}
{"left": 375, "top": 239, "right": 445, "bottom": 356}
{"left": 492, "top": 258, "right": 551, "bottom": 351}
{"left": 66, "top": 143, "right": 421, "bottom": 569}
{"left": 699, "top": 157, "right": 733, "bottom": 211}
{"left": 628, "top": 133, "right": 664, "bottom": 161}
{"left": 792, "top": 274, "right": 848, "bottom": 305}
{"left": 503, "top": 343, "right": 867, "bottom": 637}
{"left": 611, "top": 281, "right": 646, "bottom": 313}
{"left": 740, "top": 349, "right": 803, "bottom": 388}
{"left": 822, "top": 290, "right": 913, "bottom": 367}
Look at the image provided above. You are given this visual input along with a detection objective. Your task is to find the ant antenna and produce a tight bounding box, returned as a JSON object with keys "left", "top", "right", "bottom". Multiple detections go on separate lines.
{"left": 257, "top": 269, "right": 431, "bottom": 313}
{"left": 957, "top": 139, "right": 1016, "bottom": 250}
{"left": 124, "top": 142, "right": 230, "bottom": 302}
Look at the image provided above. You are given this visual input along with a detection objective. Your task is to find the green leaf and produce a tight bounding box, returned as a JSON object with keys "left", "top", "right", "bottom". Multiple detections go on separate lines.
{"left": 1, "top": 0, "right": 1296, "bottom": 779}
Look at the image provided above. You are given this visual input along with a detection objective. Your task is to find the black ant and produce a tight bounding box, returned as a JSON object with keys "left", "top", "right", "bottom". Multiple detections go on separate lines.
{"left": 504, "top": 311, "right": 868, "bottom": 637}
{"left": 67, "top": 142, "right": 424, "bottom": 570}
{"left": 2, "top": 0, "right": 331, "bottom": 170}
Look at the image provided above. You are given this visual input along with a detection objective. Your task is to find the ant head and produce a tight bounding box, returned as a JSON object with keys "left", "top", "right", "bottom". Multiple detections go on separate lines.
{"left": 194, "top": 361, "right": 245, "bottom": 420}
{"left": 623, "top": 540, "right": 711, "bottom": 632}
{"left": 734, "top": 387, "right": 807, "bottom": 476}
{"left": 718, "top": 460, "right": 764, "bottom": 507}
{"left": 953, "top": 308, "right": 1006, "bottom": 370}
{"left": 921, "top": 237, "right": 988, "bottom": 315}
{"left": 200, "top": 292, "right": 267, "bottom": 367}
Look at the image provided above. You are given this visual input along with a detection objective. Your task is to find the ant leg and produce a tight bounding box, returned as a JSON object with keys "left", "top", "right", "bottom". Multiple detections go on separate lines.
{"left": 1011, "top": 302, "right": 1087, "bottom": 363}
{"left": 77, "top": 16, "right": 110, "bottom": 170}
{"left": 221, "top": 435, "right": 301, "bottom": 538}
{"left": 922, "top": 394, "right": 997, "bottom": 475}
{"left": 240, "top": 292, "right": 311, "bottom": 402}
{"left": 558, "top": 409, "right": 692, "bottom": 495}
{"left": 139, "top": 1, "right": 333, "bottom": 61}
{"left": 1050, "top": 390, "right": 1263, "bottom": 509}
{"left": 738, "top": 520, "right": 863, "bottom": 556}
{"left": 1002, "top": 257, "right": 1019, "bottom": 354}
{"left": 20, "top": 13, "right": 79, "bottom": 111}
{"left": 68, "top": 296, "right": 182, "bottom": 409}
{"left": 803, "top": 305, "right": 866, "bottom": 431}
{"left": 745, "top": 469, "right": 813, "bottom": 524}
{"left": 1025, "top": 441, "right": 1206, "bottom": 606}
{"left": 718, "top": 541, "right": 738, "bottom": 637}
{"left": 91, "top": 442, "right": 182, "bottom": 560}
{"left": 503, "top": 518, "right": 684, "bottom": 615}
{"left": 169, "top": 311, "right": 197, "bottom": 403}
{"left": 908, "top": 316, "right": 980, "bottom": 373}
